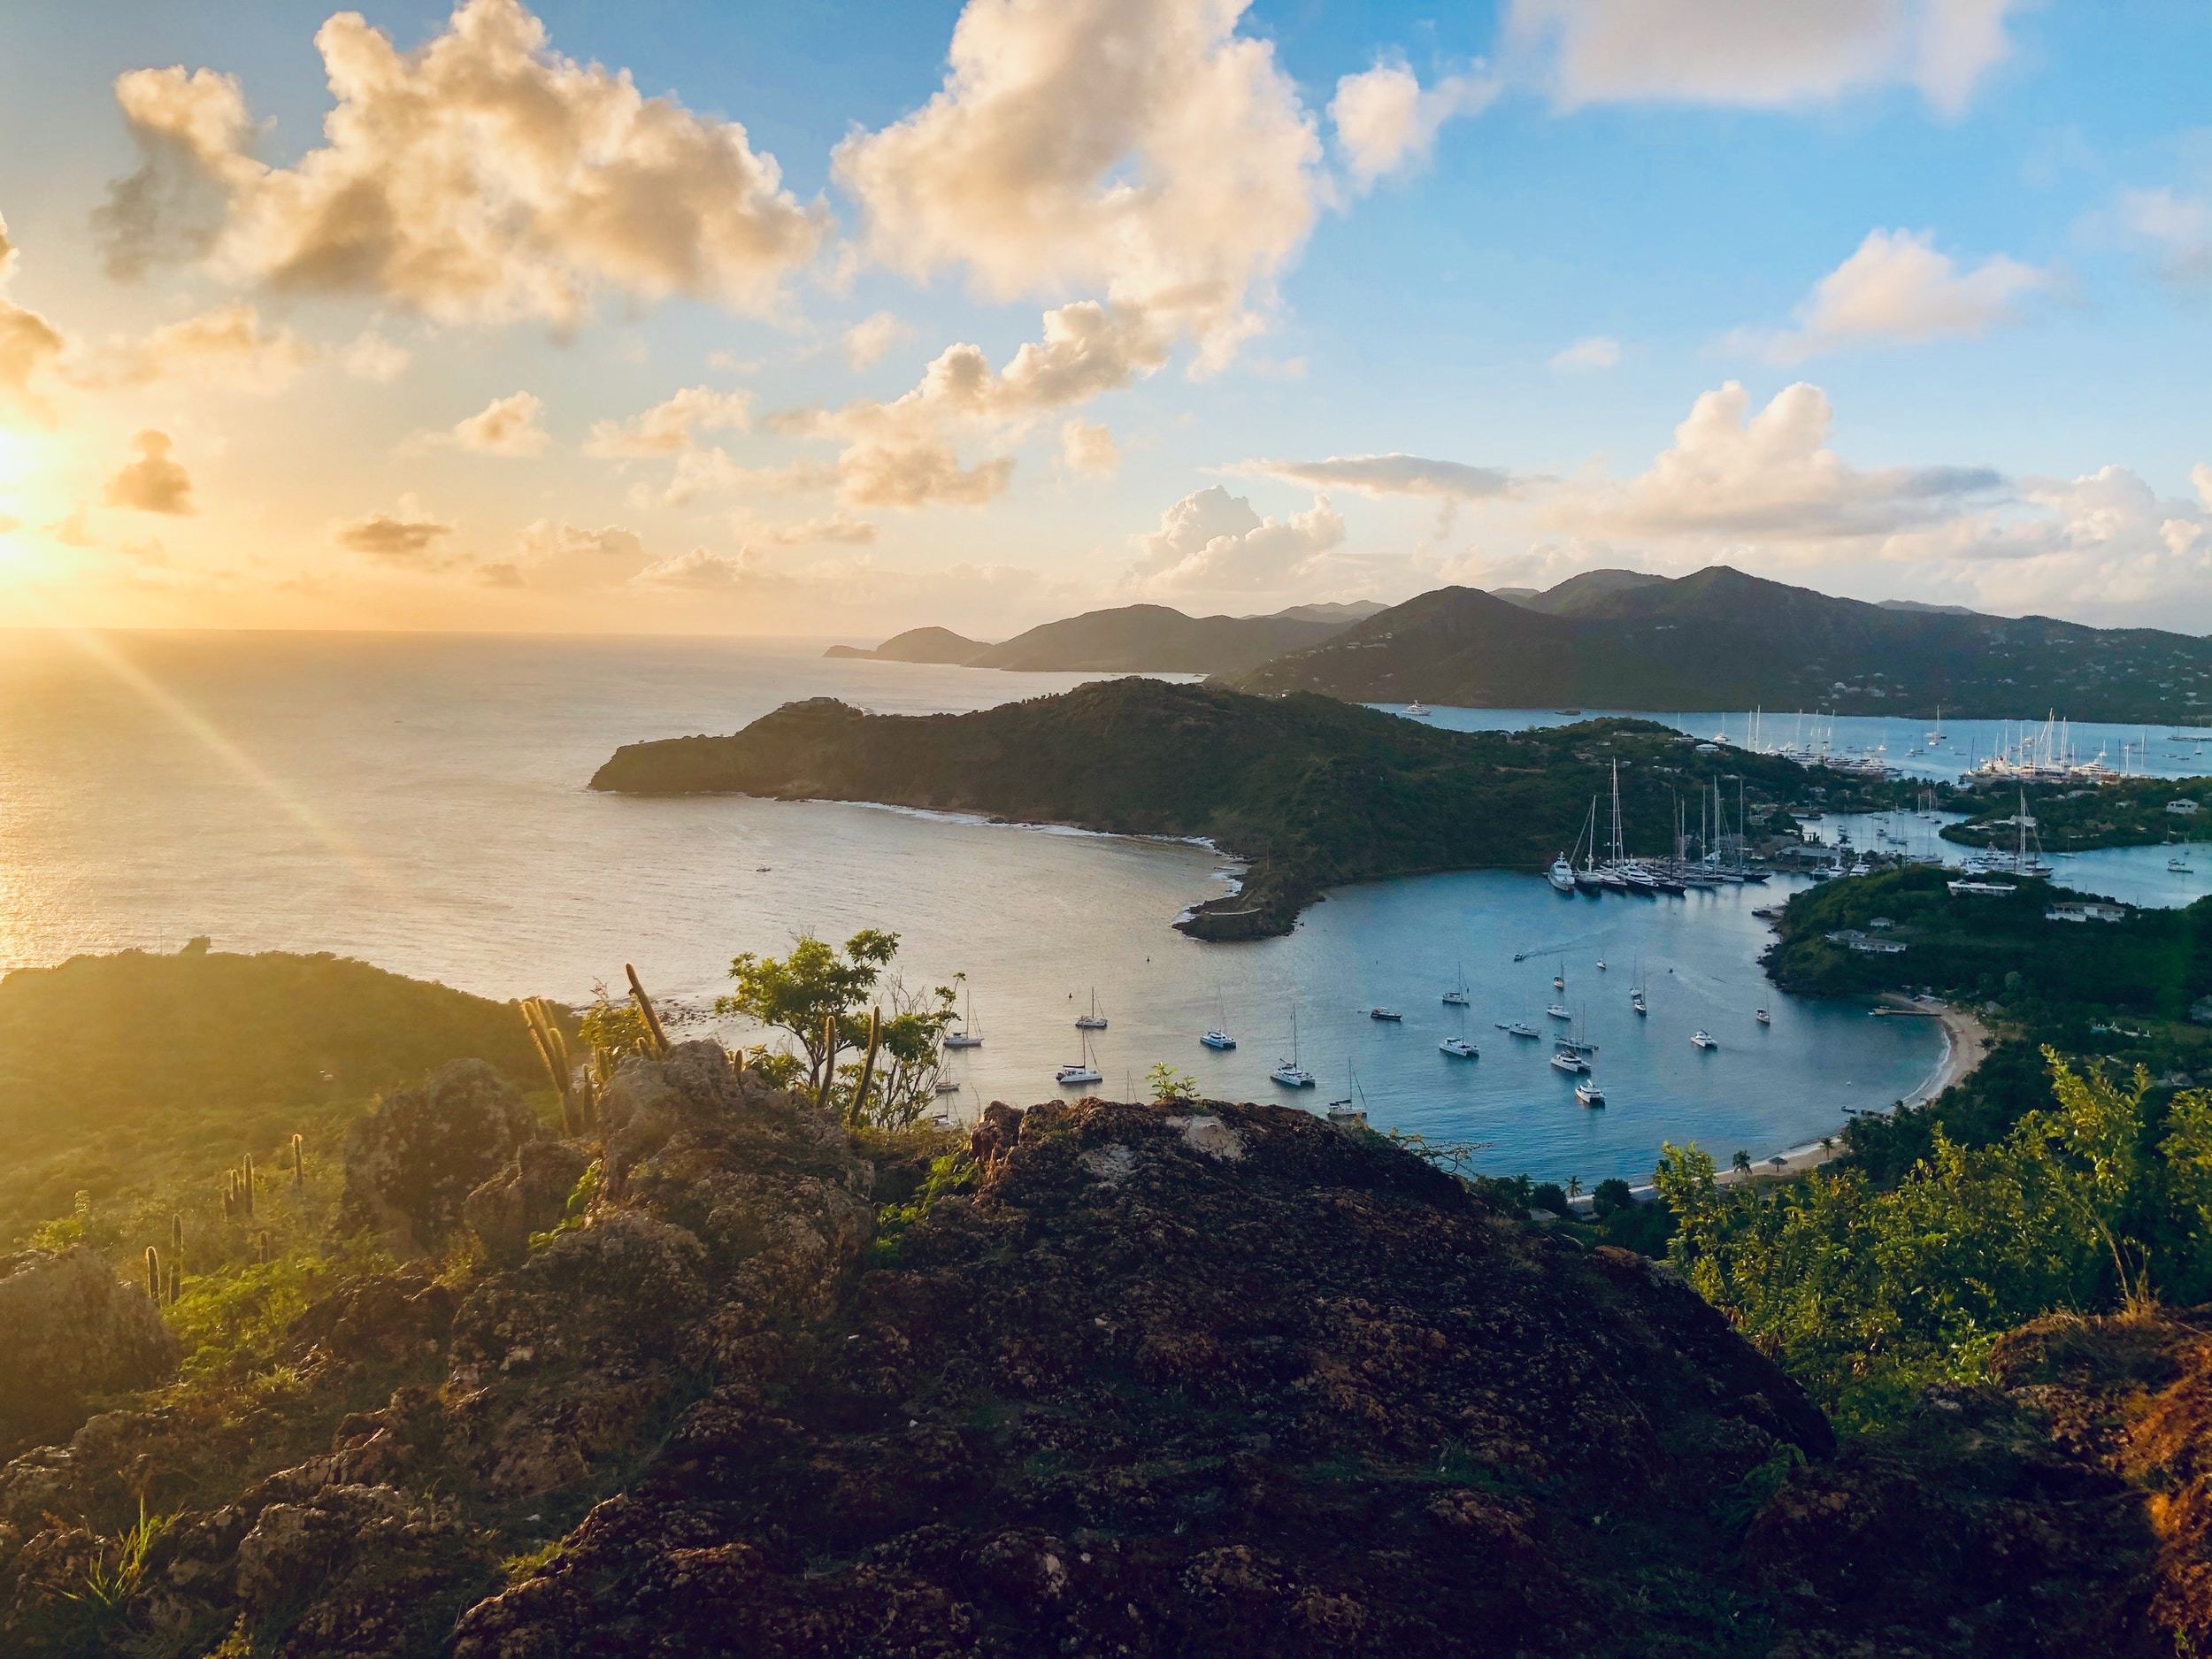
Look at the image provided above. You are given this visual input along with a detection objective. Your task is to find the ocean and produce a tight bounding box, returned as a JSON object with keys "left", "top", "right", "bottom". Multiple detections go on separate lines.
{"left": 7, "top": 629, "right": 2194, "bottom": 1185}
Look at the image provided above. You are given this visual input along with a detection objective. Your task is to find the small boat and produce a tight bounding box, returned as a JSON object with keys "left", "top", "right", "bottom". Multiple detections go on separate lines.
{"left": 1548, "top": 854, "right": 1578, "bottom": 895}
{"left": 2173, "top": 856, "right": 2195, "bottom": 874}
{"left": 1273, "top": 1003, "right": 1317, "bottom": 1087}
{"left": 945, "top": 986, "right": 985, "bottom": 1048}
{"left": 1755, "top": 1007, "right": 1771, "bottom": 1025}
{"left": 1549, "top": 1045, "right": 1589, "bottom": 1074}
{"left": 1441, "top": 987, "right": 1471, "bottom": 1007}
{"left": 1439, "top": 1036, "right": 1479, "bottom": 1059}
{"left": 1631, "top": 990, "right": 1647, "bottom": 1016}
{"left": 1074, "top": 988, "right": 1108, "bottom": 1030}
{"left": 1545, "top": 1003, "right": 1571, "bottom": 1020}
{"left": 1326, "top": 1062, "right": 1371, "bottom": 1125}
{"left": 1201, "top": 1029, "right": 1237, "bottom": 1050}
{"left": 934, "top": 1077, "right": 962, "bottom": 1095}
{"left": 1442, "top": 959, "right": 1471, "bottom": 1004}
{"left": 1369, "top": 1007, "right": 1402, "bottom": 1022}
{"left": 1552, "top": 960, "right": 1566, "bottom": 990}
{"left": 1496, "top": 1021, "right": 1540, "bottom": 1039}
{"left": 1405, "top": 700, "right": 1432, "bottom": 718}
{"left": 1056, "top": 1060, "right": 1102, "bottom": 1087}
{"left": 1595, "top": 958, "right": 1607, "bottom": 972}
{"left": 1691, "top": 1029, "right": 1717, "bottom": 1050}
{"left": 1574, "top": 1079, "right": 1606, "bottom": 1108}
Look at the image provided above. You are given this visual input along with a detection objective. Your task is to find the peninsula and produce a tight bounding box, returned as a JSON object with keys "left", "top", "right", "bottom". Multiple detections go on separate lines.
{"left": 589, "top": 678, "right": 1909, "bottom": 938}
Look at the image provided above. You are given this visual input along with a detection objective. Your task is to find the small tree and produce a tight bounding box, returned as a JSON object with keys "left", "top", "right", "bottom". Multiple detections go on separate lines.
{"left": 1591, "top": 1177, "right": 1633, "bottom": 1218}
{"left": 1147, "top": 1063, "right": 1200, "bottom": 1105}
{"left": 1565, "top": 1175, "right": 1584, "bottom": 1201}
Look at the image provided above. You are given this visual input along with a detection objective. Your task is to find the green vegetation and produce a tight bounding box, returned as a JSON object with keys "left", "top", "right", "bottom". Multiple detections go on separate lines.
{"left": 1232, "top": 564, "right": 2212, "bottom": 721}
{"left": 1659, "top": 1057, "right": 2212, "bottom": 1430}
{"left": 592, "top": 678, "right": 1916, "bottom": 938}
{"left": 718, "top": 929, "right": 957, "bottom": 1128}
{"left": 0, "top": 945, "right": 543, "bottom": 1247}
{"left": 1943, "top": 774, "right": 2212, "bottom": 852}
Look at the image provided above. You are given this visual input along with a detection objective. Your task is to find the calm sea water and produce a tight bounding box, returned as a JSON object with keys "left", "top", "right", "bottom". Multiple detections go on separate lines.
{"left": 26, "top": 629, "right": 2186, "bottom": 1184}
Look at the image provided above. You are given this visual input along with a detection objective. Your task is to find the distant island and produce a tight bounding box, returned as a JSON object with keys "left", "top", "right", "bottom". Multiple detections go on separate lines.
{"left": 821, "top": 600, "right": 1386, "bottom": 674}
{"left": 1230, "top": 565, "right": 2212, "bottom": 723}
{"left": 590, "top": 679, "right": 1911, "bottom": 938}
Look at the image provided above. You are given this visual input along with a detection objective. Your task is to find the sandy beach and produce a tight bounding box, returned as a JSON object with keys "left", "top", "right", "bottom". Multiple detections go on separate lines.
{"left": 1711, "top": 997, "right": 1992, "bottom": 1187}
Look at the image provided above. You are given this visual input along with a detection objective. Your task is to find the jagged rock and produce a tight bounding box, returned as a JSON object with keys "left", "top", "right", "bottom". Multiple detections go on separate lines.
{"left": 342, "top": 1060, "right": 542, "bottom": 1254}
{"left": 463, "top": 1140, "right": 593, "bottom": 1269}
{"left": 285, "top": 1267, "right": 457, "bottom": 1365}
{"left": 0, "top": 1247, "right": 176, "bottom": 1460}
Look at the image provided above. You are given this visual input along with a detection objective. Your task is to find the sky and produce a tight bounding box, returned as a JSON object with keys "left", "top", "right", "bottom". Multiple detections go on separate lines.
{"left": 0, "top": 0, "right": 2208, "bottom": 639}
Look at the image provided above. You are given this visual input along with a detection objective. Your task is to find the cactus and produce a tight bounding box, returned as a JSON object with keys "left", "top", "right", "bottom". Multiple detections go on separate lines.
{"left": 848, "top": 1006, "right": 883, "bottom": 1125}
{"left": 814, "top": 1011, "right": 840, "bottom": 1112}
{"left": 241, "top": 1153, "right": 256, "bottom": 1219}
{"left": 143, "top": 1245, "right": 160, "bottom": 1303}
{"left": 290, "top": 1133, "right": 304, "bottom": 1187}
{"left": 170, "top": 1211, "right": 183, "bottom": 1255}
{"left": 624, "top": 964, "right": 672, "bottom": 1057}
{"left": 165, "top": 1259, "right": 180, "bottom": 1306}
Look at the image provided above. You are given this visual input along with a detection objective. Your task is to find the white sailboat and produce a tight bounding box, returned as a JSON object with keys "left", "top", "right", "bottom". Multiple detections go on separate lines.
{"left": 1074, "top": 988, "right": 1108, "bottom": 1030}
{"left": 1574, "top": 1077, "right": 1606, "bottom": 1107}
{"left": 1271, "top": 1003, "right": 1316, "bottom": 1088}
{"left": 1439, "top": 1035, "right": 1479, "bottom": 1059}
{"left": 944, "top": 984, "right": 984, "bottom": 1048}
{"left": 1056, "top": 1029, "right": 1102, "bottom": 1087}
{"left": 1201, "top": 988, "right": 1237, "bottom": 1049}
{"left": 1691, "top": 1029, "right": 1717, "bottom": 1050}
{"left": 1441, "top": 960, "right": 1471, "bottom": 1006}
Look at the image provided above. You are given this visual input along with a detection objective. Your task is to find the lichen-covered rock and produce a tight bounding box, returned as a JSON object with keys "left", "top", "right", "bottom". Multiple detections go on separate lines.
{"left": 284, "top": 1267, "right": 457, "bottom": 1365}
{"left": 463, "top": 1139, "right": 592, "bottom": 1268}
{"left": 341, "top": 1060, "right": 541, "bottom": 1254}
{"left": 0, "top": 1247, "right": 175, "bottom": 1460}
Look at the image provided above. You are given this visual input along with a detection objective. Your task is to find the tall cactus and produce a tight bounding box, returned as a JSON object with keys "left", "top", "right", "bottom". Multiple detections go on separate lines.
{"left": 290, "top": 1133, "right": 305, "bottom": 1187}
{"left": 848, "top": 1006, "right": 884, "bottom": 1126}
{"left": 623, "top": 965, "right": 672, "bottom": 1058}
{"left": 241, "top": 1153, "right": 257, "bottom": 1219}
{"left": 814, "top": 1011, "right": 840, "bottom": 1112}
{"left": 143, "top": 1245, "right": 161, "bottom": 1303}
{"left": 170, "top": 1211, "right": 183, "bottom": 1256}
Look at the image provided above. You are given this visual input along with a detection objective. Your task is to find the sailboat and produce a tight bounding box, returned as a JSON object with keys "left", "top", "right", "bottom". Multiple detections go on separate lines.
{"left": 1552, "top": 960, "right": 1566, "bottom": 991}
{"left": 1495, "top": 1019, "right": 1540, "bottom": 1039}
{"left": 1325, "top": 1063, "right": 1371, "bottom": 1125}
{"left": 1691, "top": 1029, "right": 1717, "bottom": 1050}
{"left": 1548, "top": 1040, "right": 1589, "bottom": 1074}
{"left": 1055, "top": 1029, "right": 1102, "bottom": 1087}
{"left": 1439, "top": 1034, "right": 1479, "bottom": 1059}
{"left": 1441, "top": 960, "right": 1471, "bottom": 1006}
{"left": 1755, "top": 1006, "right": 1771, "bottom": 1025}
{"left": 1271, "top": 1003, "right": 1317, "bottom": 1088}
{"left": 943, "top": 984, "right": 984, "bottom": 1048}
{"left": 1074, "top": 988, "right": 1108, "bottom": 1030}
{"left": 1630, "top": 954, "right": 1647, "bottom": 1016}
{"left": 1201, "top": 988, "right": 1237, "bottom": 1049}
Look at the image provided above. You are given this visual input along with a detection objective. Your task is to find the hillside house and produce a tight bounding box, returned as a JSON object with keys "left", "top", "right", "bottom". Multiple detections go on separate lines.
{"left": 2045, "top": 901, "right": 2128, "bottom": 924}
{"left": 2170, "top": 799, "right": 2203, "bottom": 817}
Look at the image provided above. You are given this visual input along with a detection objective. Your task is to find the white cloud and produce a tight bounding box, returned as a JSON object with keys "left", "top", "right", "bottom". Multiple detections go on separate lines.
{"left": 498, "top": 518, "right": 646, "bottom": 586}
{"left": 104, "top": 429, "right": 195, "bottom": 514}
{"left": 343, "top": 329, "right": 411, "bottom": 383}
{"left": 584, "top": 386, "right": 752, "bottom": 458}
{"left": 1733, "top": 228, "right": 2047, "bottom": 361}
{"left": 1330, "top": 60, "right": 1494, "bottom": 188}
{"left": 630, "top": 545, "right": 773, "bottom": 591}
{"left": 833, "top": 0, "right": 1322, "bottom": 370}
{"left": 2193, "top": 463, "right": 2212, "bottom": 514}
{"left": 449, "top": 391, "right": 550, "bottom": 457}
{"left": 103, "top": 0, "right": 826, "bottom": 326}
{"left": 1130, "top": 484, "right": 1346, "bottom": 593}
{"left": 0, "top": 211, "right": 65, "bottom": 424}
{"left": 841, "top": 311, "right": 914, "bottom": 371}
{"left": 1060, "top": 419, "right": 1118, "bottom": 478}
{"left": 1506, "top": 0, "right": 2024, "bottom": 116}
{"left": 334, "top": 495, "right": 456, "bottom": 565}
{"left": 73, "top": 301, "right": 313, "bottom": 394}
{"left": 1238, "top": 453, "right": 1513, "bottom": 503}
{"left": 2116, "top": 187, "right": 2212, "bottom": 288}
{"left": 1545, "top": 380, "right": 2002, "bottom": 543}
{"left": 1550, "top": 334, "right": 1621, "bottom": 373}
{"left": 744, "top": 510, "right": 877, "bottom": 547}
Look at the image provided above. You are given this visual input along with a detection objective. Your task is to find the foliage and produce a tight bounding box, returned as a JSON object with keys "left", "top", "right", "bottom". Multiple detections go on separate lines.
{"left": 868, "top": 1148, "right": 976, "bottom": 1266}
{"left": 1531, "top": 1181, "right": 1569, "bottom": 1216}
{"left": 1944, "top": 774, "right": 2212, "bottom": 855}
{"left": 1590, "top": 1177, "right": 1634, "bottom": 1217}
{"left": 577, "top": 996, "right": 656, "bottom": 1067}
{"left": 1146, "top": 1063, "right": 1200, "bottom": 1105}
{"left": 718, "top": 931, "right": 957, "bottom": 1129}
{"left": 1656, "top": 1056, "right": 2212, "bottom": 1430}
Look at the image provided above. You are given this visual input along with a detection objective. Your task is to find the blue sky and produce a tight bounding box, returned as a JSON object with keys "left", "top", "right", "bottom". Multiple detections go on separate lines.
{"left": 0, "top": 0, "right": 2208, "bottom": 635}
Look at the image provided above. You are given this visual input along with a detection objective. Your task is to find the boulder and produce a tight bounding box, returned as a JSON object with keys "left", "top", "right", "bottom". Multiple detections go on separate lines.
{"left": 464, "top": 1140, "right": 593, "bottom": 1269}
{"left": 0, "top": 1248, "right": 175, "bottom": 1460}
{"left": 341, "top": 1060, "right": 541, "bottom": 1254}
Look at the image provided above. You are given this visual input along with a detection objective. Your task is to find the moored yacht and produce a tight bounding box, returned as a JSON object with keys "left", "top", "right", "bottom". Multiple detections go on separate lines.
{"left": 1074, "top": 988, "right": 1108, "bottom": 1030}
{"left": 1496, "top": 1020, "right": 1540, "bottom": 1039}
{"left": 1201, "top": 1029, "right": 1237, "bottom": 1050}
{"left": 1548, "top": 853, "right": 1578, "bottom": 894}
{"left": 1545, "top": 1002, "right": 1571, "bottom": 1020}
{"left": 1574, "top": 1078, "right": 1606, "bottom": 1108}
{"left": 1439, "top": 1036, "right": 1478, "bottom": 1059}
{"left": 1691, "top": 1029, "right": 1717, "bottom": 1049}
{"left": 1369, "top": 1006, "right": 1402, "bottom": 1022}
{"left": 1056, "top": 1029, "right": 1102, "bottom": 1087}
{"left": 1272, "top": 1003, "right": 1316, "bottom": 1087}
{"left": 1548, "top": 1042, "right": 1589, "bottom": 1074}
{"left": 945, "top": 986, "right": 984, "bottom": 1048}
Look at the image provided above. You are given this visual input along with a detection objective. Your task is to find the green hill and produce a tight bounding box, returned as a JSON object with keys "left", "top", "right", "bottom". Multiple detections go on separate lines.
{"left": 0, "top": 945, "right": 542, "bottom": 1242}
{"left": 967, "top": 603, "right": 1348, "bottom": 673}
{"left": 1233, "top": 565, "right": 2212, "bottom": 721}
{"left": 589, "top": 678, "right": 1910, "bottom": 938}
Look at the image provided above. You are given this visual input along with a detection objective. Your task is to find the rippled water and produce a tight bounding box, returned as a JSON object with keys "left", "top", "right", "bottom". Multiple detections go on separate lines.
{"left": 0, "top": 632, "right": 1993, "bottom": 1183}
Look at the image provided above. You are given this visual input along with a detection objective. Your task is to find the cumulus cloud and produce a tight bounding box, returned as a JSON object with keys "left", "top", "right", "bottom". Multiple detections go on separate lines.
{"left": 334, "top": 495, "right": 455, "bottom": 564}
{"left": 629, "top": 544, "right": 771, "bottom": 591}
{"left": 79, "top": 301, "right": 313, "bottom": 393}
{"left": 1550, "top": 334, "right": 1621, "bottom": 372}
{"left": 104, "top": 429, "right": 195, "bottom": 514}
{"left": 833, "top": 0, "right": 1321, "bottom": 370}
{"left": 0, "top": 212, "right": 66, "bottom": 423}
{"left": 497, "top": 518, "right": 646, "bottom": 585}
{"left": 1545, "top": 380, "right": 2002, "bottom": 544}
{"left": 1331, "top": 60, "right": 1494, "bottom": 188}
{"left": 1060, "top": 419, "right": 1118, "bottom": 478}
{"left": 1130, "top": 484, "right": 1346, "bottom": 593}
{"left": 841, "top": 311, "right": 914, "bottom": 370}
{"left": 1238, "top": 453, "right": 1514, "bottom": 503}
{"left": 448, "top": 391, "right": 550, "bottom": 456}
{"left": 584, "top": 385, "right": 751, "bottom": 458}
{"left": 1506, "top": 0, "right": 2024, "bottom": 116}
{"left": 744, "top": 510, "right": 877, "bottom": 546}
{"left": 102, "top": 0, "right": 826, "bottom": 326}
{"left": 2116, "top": 187, "right": 2212, "bottom": 288}
{"left": 343, "top": 329, "right": 411, "bottom": 382}
{"left": 1732, "top": 228, "right": 2047, "bottom": 361}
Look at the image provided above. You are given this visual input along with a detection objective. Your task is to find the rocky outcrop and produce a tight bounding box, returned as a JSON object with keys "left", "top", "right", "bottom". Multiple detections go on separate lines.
{"left": 341, "top": 1060, "right": 542, "bottom": 1253}
{"left": 463, "top": 1140, "right": 592, "bottom": 1269}
{"left": 0, "top": 1247, "right": 175, "bottom": 1460}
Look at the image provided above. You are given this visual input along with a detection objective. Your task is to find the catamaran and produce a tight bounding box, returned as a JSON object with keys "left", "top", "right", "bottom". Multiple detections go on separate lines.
{"left": 1439, "top": 1036, "right": 1478, "bottom": 1059}
{"left": 1631, "top": 954, "right": 1648, "bottom": 1016}
{"left": 1548, "top": 1041, "right": 1588, "bottom": 1074}
{"left": 1201, "top": 989, "right": 1236, "bottom": 1049}
{"left": 1574, "top": 1078, "right": 1606, "bottom": 1108}
{"left": 1545, "top": 1002, "right": 1572, "bottom": 1020}
{"left": 1074, "top": 988, "right": 1108, "bottom": 1030}
{"left": 1055, "top": 1030, "right": 1102, "bottom": 1087}
{"left": 1691, "top": 1029, "right": 1717, "bottom": 1049}
{"left": 944, "top": 985, "right": 984, "bottom": 1048}
{"left": 1441, "top": 961, "right": 1471, "bottom": 1006}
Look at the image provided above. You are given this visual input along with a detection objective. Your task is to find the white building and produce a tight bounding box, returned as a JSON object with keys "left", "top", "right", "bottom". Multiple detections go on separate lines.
{"left": 2170, "top": 799, "right": 2203, "bottom": 817}
{"left": 2045, "top": 901, "right": 2128, "bottom": 925}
